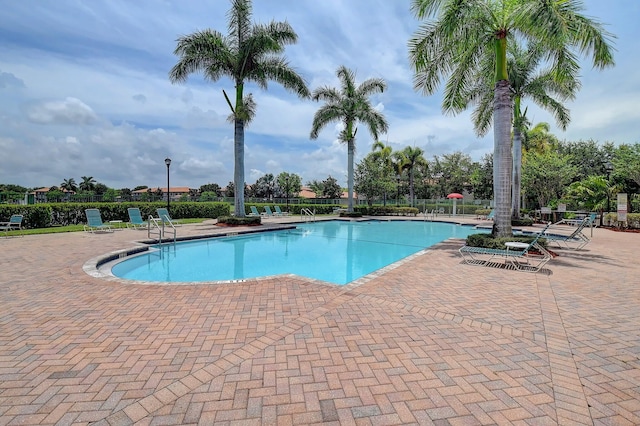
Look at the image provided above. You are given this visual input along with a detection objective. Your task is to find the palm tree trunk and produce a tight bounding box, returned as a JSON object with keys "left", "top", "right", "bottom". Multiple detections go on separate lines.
{"left": 512, "top": 126, "right": 522, "bottom": 220}
{"left": 234, "top": 117, "right": 245, "bottom": 217}
{"left": 347, "top": 139, "right": 355, "bottom": 212}
{"left": 409, "top": 169, "right": 415, "bottom": 207}
{"left": 493, "top": 79, "right": 513, "bottom": 237}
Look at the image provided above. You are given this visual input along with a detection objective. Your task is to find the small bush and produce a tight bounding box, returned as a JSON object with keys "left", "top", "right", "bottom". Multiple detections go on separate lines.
{"left": 217, "top": 216, "right": 261, "bottom": 226}
{"left": 512, "top": 217, "right": 533, "bottom": 226}
{"left": 339, "top": 211, "right": 363, "bottom": 218}
{"left": 465, "top": 233, "right": 547, "bottom": 249}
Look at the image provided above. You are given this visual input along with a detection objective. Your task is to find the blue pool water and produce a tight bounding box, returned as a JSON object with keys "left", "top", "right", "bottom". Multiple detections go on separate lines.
{"left": 111, "top": 220, "right": 479, "bottom": 285}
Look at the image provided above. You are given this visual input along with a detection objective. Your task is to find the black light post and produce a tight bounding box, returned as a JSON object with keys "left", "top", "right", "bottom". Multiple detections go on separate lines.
{"left": 605, "top": 160, "right": 613, "bottom": 225}
{"left": 285, "top": 175, "right": 290, "bottom": 212}
{"left": 165, "top": 157, "right": 171, "bottom": 210}
{"left": 396, "top": 174, "right": 401, "bottom": 207}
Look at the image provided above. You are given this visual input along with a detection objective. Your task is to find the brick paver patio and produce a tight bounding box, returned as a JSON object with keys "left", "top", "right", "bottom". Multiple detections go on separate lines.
{"left": 1, "top": 217, "right": 639, "bottom": 425}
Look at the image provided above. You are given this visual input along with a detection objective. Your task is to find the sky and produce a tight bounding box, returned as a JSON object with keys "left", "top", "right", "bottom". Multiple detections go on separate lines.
{"left": 1, "top": 0, "right": 638, "bottom": 191}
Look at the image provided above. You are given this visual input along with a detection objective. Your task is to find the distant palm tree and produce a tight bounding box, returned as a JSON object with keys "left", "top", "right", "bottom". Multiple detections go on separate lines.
{"left": 394, "top": 146, "right": 427, "bottom": 207}
{"left": 310, "top": 66, "right": 388, "bottom": 212}
{"left": 409, "top": 0, "right": 615, "bottom": 236}
{"left": 169, "top": 0, "right": 309, "bottom": 217}
{"left": 79, "top": 176, "right": 97, "bottom": 192}
{"left": 60, "top": 178, "right": 77, "bottom": 193}
{"left": 371, "top": 141, "right": 395, "bottom": 205}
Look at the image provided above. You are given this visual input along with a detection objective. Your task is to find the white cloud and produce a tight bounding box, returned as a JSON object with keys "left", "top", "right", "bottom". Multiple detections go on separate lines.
{"left": 26, "top": 97, "right": 97, "bottom": 125}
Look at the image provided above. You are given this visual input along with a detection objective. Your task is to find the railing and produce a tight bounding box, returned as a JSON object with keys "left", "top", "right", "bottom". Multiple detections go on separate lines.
{"left": 147, "top": 215, "right": 176, "bottom": 243}
{"left": 300, "top": 208, "right": 316, "bottom": 222}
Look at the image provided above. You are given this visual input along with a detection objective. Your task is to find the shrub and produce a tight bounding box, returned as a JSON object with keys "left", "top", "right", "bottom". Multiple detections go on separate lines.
{"left": 339, "top": 211, "right": 363, "bottom": 218}
{"left": 217, "top": 216, "right": 261, "bottom": 226}
{"left": 512, "top": 218, "right": 533, "bottom": 226}
{"left": 354, "top": 205, "right": 419, "bottom": 216}
{"left": 465, "top": 233, "right": 547, "bottom": 249}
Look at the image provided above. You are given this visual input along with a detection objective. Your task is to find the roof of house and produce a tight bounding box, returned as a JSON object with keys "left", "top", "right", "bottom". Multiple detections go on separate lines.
{"left": 132, "top": 187, "right": 192, "bottom": 194}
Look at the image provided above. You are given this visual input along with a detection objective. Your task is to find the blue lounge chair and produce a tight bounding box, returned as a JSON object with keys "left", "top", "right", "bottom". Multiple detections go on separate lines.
{"left": 459, "top": 223, "right": 552, "bottom": 273}
{"left": 156, "top": 208, "right": 181, "bottom": 226}
{"left": 263, "top": 206, "right": 274, "bottom": 218}
{"left": 127, "top": 208, "right": 148, "bottom": 229}
{"left": 543, "top": 215, "right": 593, "bottom": 250}
{"left": 84, "top": 209, "right": 113, "bottom": 233}
{"left": 0, "top": 214, "right": 24, "bottom": 237}
{"left": 273, "top": 205, "right": 290, "bottom": 216}
{"left": 249, "top": 206, "right": 261, "bottom": 217}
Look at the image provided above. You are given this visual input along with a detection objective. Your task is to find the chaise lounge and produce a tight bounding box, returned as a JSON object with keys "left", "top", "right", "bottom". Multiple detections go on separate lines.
{"left": 459, "top": 223, "right": 552, "bottom": 273}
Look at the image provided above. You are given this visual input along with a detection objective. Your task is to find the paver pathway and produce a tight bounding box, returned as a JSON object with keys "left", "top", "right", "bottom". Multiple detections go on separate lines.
{"left": 0, "top": 218, "right": 639, "bottom": 425}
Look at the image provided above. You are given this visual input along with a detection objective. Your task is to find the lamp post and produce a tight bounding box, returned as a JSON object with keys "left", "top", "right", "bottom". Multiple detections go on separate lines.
{"left": 285, "top": 175, "right": 290, "bottom": 212}
{"left": 396, "top": 174, "right": 401, "bottom": 207}
{"left": 164, "top": 157, "right": 171, "bottom": 210}
{"left": 605, "top": 160, "right": 613, "bottom": 225}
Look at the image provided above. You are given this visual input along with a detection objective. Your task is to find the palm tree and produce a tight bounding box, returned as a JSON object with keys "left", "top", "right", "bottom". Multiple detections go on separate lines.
{"left": 60, "top": 178, "right": 77, "bottom": 193}
{"left": 169, "top": 0, "right": 309, "bottom": 217}
{"left": 409, "top": 0, "right": 614, "bottom": 237}
{"left": 461, "top": 41, "right": 579, "bottom": 219}
{"left": 394, "top": 146, "right": 427, "bottom": 207}
{"left": 79, "top": 176, "right": 97, "bottom": 192}
{"left": 310, "top": 66, "right": 388, "bottom": 212}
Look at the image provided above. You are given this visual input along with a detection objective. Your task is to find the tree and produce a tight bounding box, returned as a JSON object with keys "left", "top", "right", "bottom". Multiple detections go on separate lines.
{"left": 79, "top": 176, "right": 97, "bottom": 192}
{"left": 461, "top": 41, "right": 578, "bottom": 219}
{"left": 60, "top": 178, "right": 77, "bottom": 193}
{"left": 252, "top": 173, "right": 276, "bottom": 199}
{"left": 394, "top": 146, "right": 427, "bottom": 207}
{"left": 225, "top": 181, "right": 235, "bottom": 198}
{"left": 524, "top": 122, "right": 559, "bottom": 154}
{"left": 370, "top": 142, "right": 397, "bottom": 205}
{"left": 469, "top": 153, "right": 493, "bottom": 201}
{"left": 102, "top": 188, "right": 118, "bottom": 202}
{"left": 94, "top": 183, "right": 108, "bottom": 196}
{"left": 276, "top": 172, "right": 301, "bottom": 198}
{"left": 522, "top": 151, "right": 577, "bottom": 209}
{"left": 566, "top": 175, "right": 609, "bottom": 224}
{"left": 322, "top": 176, "right": 342, "bottom": 200}
{"left": 120, "top": 188, "right": 133, "bottom": 201}
{"left": 306, "top": 180, "right": 324, "bottom": 198}
{"left": 354, "top": 155, "right": 393, "bottom": 205}
{"left": 200, "top": 183, "right": 221, "bottom": 196}
{"left": 310, "top": 66, "right": 388, "bottom": 212}
{"left": 169, "top": 0, "right": 309, "bottom": 217}
{"left": 409, "top": 0, "right": 615, "bottom": 237}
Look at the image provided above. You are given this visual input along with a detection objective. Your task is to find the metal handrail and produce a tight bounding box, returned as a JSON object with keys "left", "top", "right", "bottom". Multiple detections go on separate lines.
{"left": 300, "top": 208, "right": 316, "bottom": 222}
{"left": 148, "top": 215, "right": 163, "bottom": 242}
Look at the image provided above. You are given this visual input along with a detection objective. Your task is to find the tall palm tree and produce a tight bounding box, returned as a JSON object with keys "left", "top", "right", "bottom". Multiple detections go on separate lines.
{"left": 169, "top": 0, "right": 309, "bottom": 217}
{"left": 461, "top": 41, "right": 579, "bottom": 219}
{"left": 394, "top": 146, "right": 427, "bottom": 207}
{"left": 60, "top": 178, "right": 77, "bottom": 193}
{"left": 79, "top": 176, "right": 97, "bottom": 192}
{"left": 409, "top": 0, "right": 614, "bottom": 237}
{"left": 310, "top": 66, "right": 388, "bottom": 212}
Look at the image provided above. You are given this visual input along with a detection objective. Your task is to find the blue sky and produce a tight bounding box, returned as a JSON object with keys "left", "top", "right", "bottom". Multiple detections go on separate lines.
{"left": 1, "top": 0, "right": 637, "bottom": 190}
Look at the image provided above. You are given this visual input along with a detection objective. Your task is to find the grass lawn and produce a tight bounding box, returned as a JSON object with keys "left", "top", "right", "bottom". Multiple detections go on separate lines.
{"left": 6, "top": 218, "right": 208, "bottom": 236}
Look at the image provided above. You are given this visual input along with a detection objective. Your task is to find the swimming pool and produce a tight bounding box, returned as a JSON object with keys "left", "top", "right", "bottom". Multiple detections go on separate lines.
{"left": 110, "top": 220, "right": 479, "bottom": 285}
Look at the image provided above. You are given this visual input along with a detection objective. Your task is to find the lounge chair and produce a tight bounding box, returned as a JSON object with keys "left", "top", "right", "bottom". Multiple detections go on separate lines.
{"left": 156, "top": 208, "right": 181, "bottom": 226}
{"left": 273, "top": 205, "right": 290, "bottom": 216}
{"left": 543, "top": 215, "right": 593, "bottom": 250}
{"left": 263, "top": 206, "right": 275, "bottom": 218}
{"left": 127, "top": 208, "right": 148, "bottom": 229}
{"left": 459, "top": 223, "right": 552, "bottom": 273}
{"left": 0, "top": 214, "right": 24, "bottom": 237}
{"left": 249, "top": 206, "right": 262, "bottom": 217}
{"left": 84, "top": 209, "right": 113, "bottom": 233}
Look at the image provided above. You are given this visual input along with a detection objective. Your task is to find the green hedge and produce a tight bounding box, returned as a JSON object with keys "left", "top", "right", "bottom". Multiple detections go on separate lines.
{"left": 354, "top": 206, "right": 419, "bottom": 216}
{"left": 0, "top": 202, "right": 230, "bottom": 229}
{"left": 603, "top": 212, "right": 640, "bottom": 228}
